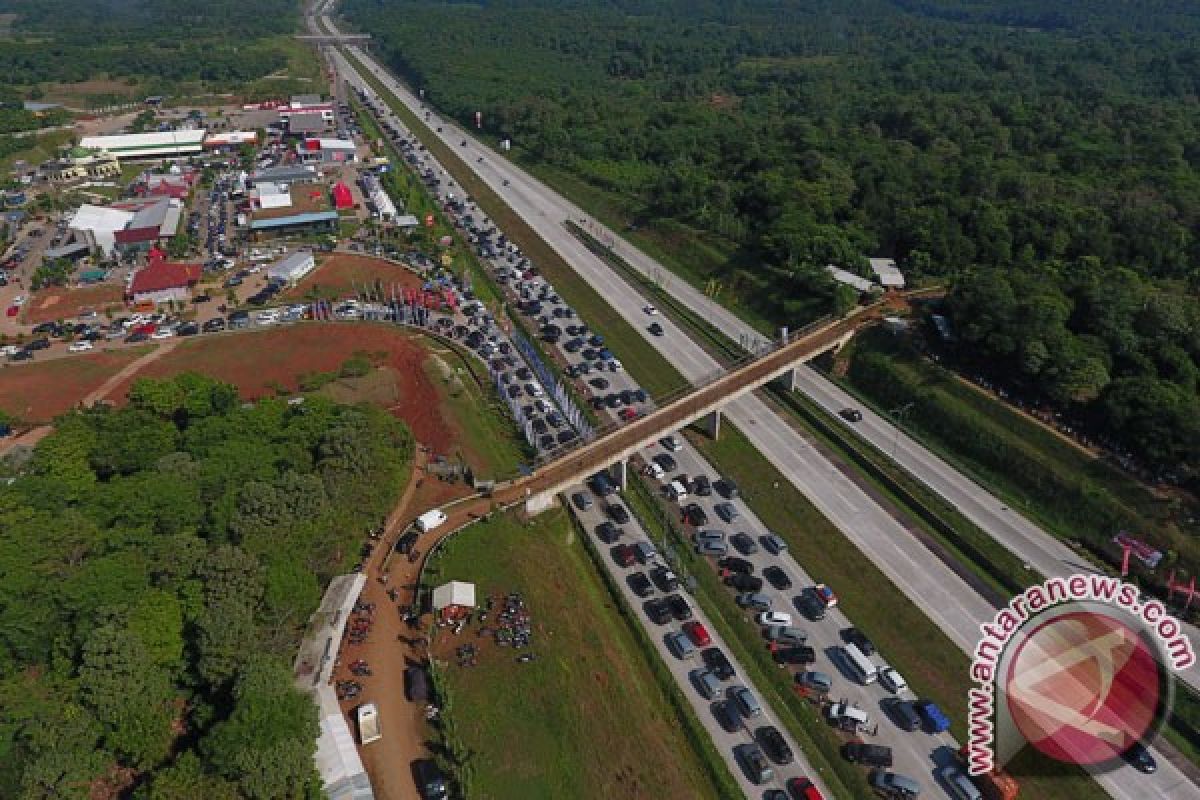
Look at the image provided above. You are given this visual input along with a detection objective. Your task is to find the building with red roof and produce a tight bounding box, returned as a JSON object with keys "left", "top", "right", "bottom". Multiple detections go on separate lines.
{"left": 332, "top": 182, "right": 354, "bottom": 210}
{"left": 128, "top": 256, "right": 202, "bottom": 305}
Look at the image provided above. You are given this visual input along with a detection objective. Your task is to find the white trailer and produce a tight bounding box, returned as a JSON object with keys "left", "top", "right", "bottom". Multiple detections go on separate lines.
{"left": 357, "top": 702, "right": 381, "bottom": 744}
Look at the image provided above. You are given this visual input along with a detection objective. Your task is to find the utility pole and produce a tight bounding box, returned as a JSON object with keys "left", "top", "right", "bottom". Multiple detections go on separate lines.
{"left": 888, "top": 402, "right": 914, "bottom": 459}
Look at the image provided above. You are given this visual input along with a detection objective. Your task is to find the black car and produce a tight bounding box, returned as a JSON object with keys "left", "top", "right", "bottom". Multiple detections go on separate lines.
{"left": 798, "top": 589, "right": 827, "bottom": 620}
{"left": 665, "top": 593, "right": 692, "bottom": 621}
{"left": 538, "top": 433, "right": 555, "bottom": 450}
{"left": 839, "top": 407, "right": 864, "bottom": 422}
{"left": 1123, "top": 741, "right": 1157, "bottom": 774}
{"left": 730, "top": 532, "right": 758, "bottom": 556}
{"left": 643, "top": 598, "right": 673, "bottom": 625}
{"left": 772, "top": 645, "right": 816, "bottom": 666}
{"left": 763, "top": 566, "right": 792, "bottom": 590}
{"left": 595, "top": 521, "right": 623, "bottom": 544}
{"left": 588, "top": 376, "right": 609, "bottom": 390}
{"left": 125, "top": 331, "right": 149, "bottom": 343}
{"left": 607, "top": 503, "right": 630, "bottom": 525}
{"left": 702, "top": 647, "right": 736, "bottom": 680}
{"left": 627, "top": 571, "right": 654, "bottom": 598}
{"left": 9, "top": 348, "right": 33, "bottom": 361}
{"left": 650, "top": 565, "right": 679, "bottom": 593}
{"left": 202, "top": 317, "right": 226, "bottom": 333}
{"left": 723, "top": 573, "right": 763, "bottom": 592}
{"left": 692, "top": 474, "right": 712, "bottom": 496}
{"left": 395, "top": 531, "right": 419, "bottom": 554}
{"left": 718, "top": 556, "right": 754, "bottom": 575}
{"left": 176, "top": 322, "right": 200, "bottom": 336}
{"left": 841, "top": 627, "right": 876, "bottom": 656}
{"left": 712, "top": 700, "right": 741, "bottom": 733}
{"left": 26, "top": 337, "right": 51, "bottom": 350}
{"left": 756, "top": 725, "right": 794, "bottom": 765}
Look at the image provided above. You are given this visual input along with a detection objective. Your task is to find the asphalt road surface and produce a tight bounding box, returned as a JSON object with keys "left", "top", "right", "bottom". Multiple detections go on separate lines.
{"left": 322, "top": 12, "right": 1195, "bottom": 798}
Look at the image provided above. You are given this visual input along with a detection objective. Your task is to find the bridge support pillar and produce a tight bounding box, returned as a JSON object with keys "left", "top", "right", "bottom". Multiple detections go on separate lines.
{"left": 775, "top": 366, "right": 799, "bottom": 392}
{"left": 700, "top": 409, "right": 722, "bottom": 440}
{"left": 610, "top": 459, "right": 628, "bottom": 491}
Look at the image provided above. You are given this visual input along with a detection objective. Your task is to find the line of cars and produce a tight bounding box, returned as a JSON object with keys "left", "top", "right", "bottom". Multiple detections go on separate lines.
{"left": 573, "top": 471, "right": 827, "bottom": 799}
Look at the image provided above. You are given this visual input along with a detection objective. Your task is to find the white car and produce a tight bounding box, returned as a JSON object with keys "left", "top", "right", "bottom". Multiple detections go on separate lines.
{"left": 0, "top": 345, "right": 19, "bottom": 356}
{"left": 12, "top": 294, "right": 27, "bottom": 306}
{"left": 257, "top": 311, "right": 280, "bottom": 324}
{"left": 660, "top": 435, "right": 683, "bottom": 453}
{"left": 68, "top": 341, "right": 94, "bottom": 352}
{"left": 878, "top": 666, "right": 909, "bottom": 694}
{"left": 643, "top": 304, "right": 658, "bottom": 315}
{"left": 150, "top": 328, "right": 174, "bottom": 340}
{"left": 758, "top": 611, "right": 792, "bottom": 627}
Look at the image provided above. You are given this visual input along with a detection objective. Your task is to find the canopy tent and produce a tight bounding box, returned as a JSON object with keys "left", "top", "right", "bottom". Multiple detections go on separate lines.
{"left": 432, "top": 580, "right": 476, "bottom": 620}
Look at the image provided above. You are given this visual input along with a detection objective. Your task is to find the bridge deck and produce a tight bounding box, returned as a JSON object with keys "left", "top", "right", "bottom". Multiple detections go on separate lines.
{"left": 493, "top": 309, "right": 876, "bottom": 505}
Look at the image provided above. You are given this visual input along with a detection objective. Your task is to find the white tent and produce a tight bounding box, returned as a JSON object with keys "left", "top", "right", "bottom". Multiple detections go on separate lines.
{"left": 69, "top": 204, "right": 135, "bottom": 256}
{"left": 432, "top": 580, "right": 476, "bottom": 612}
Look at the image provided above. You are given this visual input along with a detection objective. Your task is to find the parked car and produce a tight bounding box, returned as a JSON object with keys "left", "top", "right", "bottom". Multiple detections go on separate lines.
{"left": 869, "top": 770, "right": 921, "bottom": 799}
{"left": 730, "top": 532, "right": 758, "bottom": 555}
{"left": 787, "top": 777, "right": 825, "bottom": 800}
{"left": 735, "top": 743, "right": 774, "bottom": 785}
{"left": 702, "top": 647, "right": 736, "bottom": 680}
{"left": 758, "top": 611, "right": 792, "bottom": 626}
{"left": 844, "top": 743, "right": 893, "bottom": 768}
{"left": 712, "top": 700, "right": 741, "bottom": 733}
{"left": 650, "top": 565, "right": 679, "bottom": 592}
{"left": 571, "top": 491, "right": 593, "bottom": 511}
{"left": 665, "top": 593, "right": 692, "bottom": 621}
{"left": 612, "top": 544, "right": 638, "bottom": 568}
{"left": 756, "top": 725, "right": 794, "bottom": 765}
{"left": 839, "top": 408, "right": 864, "bottom": 422}
{"left": 763, "top": 566, "right": 792, "bottom": 590}
{"left": 841, "top": 626, "right": 876, "bottom": 656}
{"left": 718, "top": 556, "right": 754, "bottom": 574}
{"left": 643, "top": 598, "right": 673, "bottom": 625}
{"left": 879, "top": 666, "right": 909, "bottom": 694}
{"left": 683, "top": 620, "right": 711, "bottom": 647}
{"left": 627, "top": 571, "right": 653, "bottom": 598}
{"left": 795, "top": 671, "right": 833, "bottom": 694}
{"left": 595, "top": 521, "right": 622, "bottom": 543}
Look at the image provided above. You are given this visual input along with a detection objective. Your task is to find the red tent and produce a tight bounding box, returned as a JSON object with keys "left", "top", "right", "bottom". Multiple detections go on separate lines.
{"left": 332, "top": 182, "right": 354, "bottom": 210}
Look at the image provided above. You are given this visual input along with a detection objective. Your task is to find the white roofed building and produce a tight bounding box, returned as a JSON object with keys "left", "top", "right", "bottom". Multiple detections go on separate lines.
{"left": 267, "top": 250, "right": 317, "bottom": 285}
{"left": 79, "top": 130, "right": 206, "bottom": 160}
{"left": 869, "top": 257, "right": 906, "bottom": 289}
{"left": 826, "top": 265, "right": 874, "bottom": 294}
{"left": 68, "top": 205, "right": 135, "bottom": 255}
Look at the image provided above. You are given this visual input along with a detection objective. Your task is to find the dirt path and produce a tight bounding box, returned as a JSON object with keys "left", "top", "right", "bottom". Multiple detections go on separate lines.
{"left": 1, "top": 342, "right": 178, "bottom": 458}
{"left": 333, "top": 447, "right": 485, "bottom": 800}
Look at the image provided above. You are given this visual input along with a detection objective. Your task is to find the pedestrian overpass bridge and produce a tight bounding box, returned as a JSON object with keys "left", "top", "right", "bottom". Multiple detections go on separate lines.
{"left": 495, "top": 306, "right": 880, "bottom": 514}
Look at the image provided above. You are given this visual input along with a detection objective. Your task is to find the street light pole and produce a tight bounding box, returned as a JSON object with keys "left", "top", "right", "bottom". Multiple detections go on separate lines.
{"left": 889, "top": 401, "right": 914, "bottom": 459}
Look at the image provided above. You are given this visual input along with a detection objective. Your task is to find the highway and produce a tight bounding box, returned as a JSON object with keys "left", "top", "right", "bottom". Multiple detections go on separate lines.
{"left": 317, "top": 8, "right": 1196, "bottom": 799}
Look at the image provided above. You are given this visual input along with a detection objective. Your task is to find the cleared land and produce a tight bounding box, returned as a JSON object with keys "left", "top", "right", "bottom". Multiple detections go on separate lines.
{"left": 0, "top": 347, "right": 147, "bottom": 421}
{"left": 283, "top": 252, "right": 426, "bottom": 303}
{"left": 427, "top": 508, "right": 729, "bottom": 800}
{"left": 23, "top": 283, "right": 124, "bottom": 325}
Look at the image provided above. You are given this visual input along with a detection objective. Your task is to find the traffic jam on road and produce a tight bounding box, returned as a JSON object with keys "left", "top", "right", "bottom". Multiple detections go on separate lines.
{"left": 346, "top": 71, "right": 982, "bottom": 799}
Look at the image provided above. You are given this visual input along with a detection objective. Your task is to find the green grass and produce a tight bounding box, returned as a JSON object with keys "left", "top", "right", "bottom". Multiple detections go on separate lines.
{"left": 424, "top": 508, "right": 735, "bottom": 800}
{"left": 422, "top": 353, "right": 528, "bottom": 480}
{"left": 342, "top": 49, "right": 686, "bottom": 400}
{"left": 0, "top": 128, "right": 73, "bottom": 175}
{"left": 692, "top": 422, "right": 1112, "bottom": 800}
{"left": 836, "top": 329, "right": 1200, "bottom": 584}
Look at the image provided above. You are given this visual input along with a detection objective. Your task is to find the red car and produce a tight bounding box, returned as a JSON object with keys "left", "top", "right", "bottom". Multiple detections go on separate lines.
{"left": 683, "top": 620, "right": 711, "bottom": 647}
{"left": 5, "top": 305, "right": 17, "bottom": 317}
{"left": 619, "top": 407, "right": 639, "bottom": 422}
{"left": 787, "top": 777, "right": 824, "bottom": 800}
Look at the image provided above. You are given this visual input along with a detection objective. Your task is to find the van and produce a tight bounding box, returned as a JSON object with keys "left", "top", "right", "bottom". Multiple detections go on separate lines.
{"left": 689, "top": 668, "right": 722, "bottom": 700}
{"left": 736, "top": 592, "right": 771, "bottom": 612}
{"left": 416, "top": 510, "right": 447, "bottom": 533}
{"left": 842, "top": 642, "right": 878, "bottom": 685}
{"left": 666, "top": 631, "right": 696, "bottom": 660}
{"left": 939, "top": 767, "right": 983, "bottom": 800}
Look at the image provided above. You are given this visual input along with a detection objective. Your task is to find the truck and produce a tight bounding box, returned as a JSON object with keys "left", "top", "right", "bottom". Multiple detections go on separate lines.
{"left": 415, "top": 509, "right": 447, "bottom": 533}
{"left": 357, "top": 703, "right": 381, "bottom": 744}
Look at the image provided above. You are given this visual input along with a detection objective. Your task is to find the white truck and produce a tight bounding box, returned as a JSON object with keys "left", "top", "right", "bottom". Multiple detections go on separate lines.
{"left": 357, "top": 703, "right": 381, "bottom": 744}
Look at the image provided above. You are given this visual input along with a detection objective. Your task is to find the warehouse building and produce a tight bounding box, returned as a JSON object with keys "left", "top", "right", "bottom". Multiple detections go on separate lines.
{"left": 128, "top": 255, "right": 202, "bottom": 305}
{"left": 267, "top": 250, "right": 317, "bottom": 285}
{"left": 296, "top": 137, "right": 357, "bottom": 164}
{"left": 79, "top": 130, "right": 207, "bottom": 160}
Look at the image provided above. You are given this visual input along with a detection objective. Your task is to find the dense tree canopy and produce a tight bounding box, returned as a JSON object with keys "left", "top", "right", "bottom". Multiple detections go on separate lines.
{"left": 0, "top": 0, "right": 299, "bottom": 90}
{"left": 0, "top": 374, "right": 413, "bottom": 798}
{"left": 346, "top": 0, "right": 1200, "bottom": 475}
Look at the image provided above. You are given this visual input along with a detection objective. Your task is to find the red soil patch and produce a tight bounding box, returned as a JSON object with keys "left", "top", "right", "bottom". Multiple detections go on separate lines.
{"left": 24, "top": 284, "right": 125, "bottom": 325}
{"left": 285, "top": 253, "right": 426, "bottom": 303}
{"left": 0, "top": 348, "right": 148, "bottom": 422}
{"left": 108, "top": 324, "right": 456, "bottom": 452}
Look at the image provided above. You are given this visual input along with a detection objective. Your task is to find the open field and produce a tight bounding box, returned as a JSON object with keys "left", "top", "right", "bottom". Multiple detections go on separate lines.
{"left": 426, "top": 508, "right": 730, "bottom": 800}
{"left": 23, "top": 283, "right": 124, "bottom": 325}
{"left": 347, "top": 54, "right": 687, "bottom": 400}
{"left": 283, "top": 253, "right": 426, "bottom": 303}
{"left": 693, "top": 421, "right": 1111, "bottom": 800}
{"left": 0, "top": 346, "right": 147, "bottom": 422}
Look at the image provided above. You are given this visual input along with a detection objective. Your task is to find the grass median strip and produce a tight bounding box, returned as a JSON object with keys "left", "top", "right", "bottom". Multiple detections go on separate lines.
{"left": 343, "top": 48, "right": 685, "bottom": 399}
{"left": 693, "top": 422, "right": 1112, "bottom": 800}
{"left": 426, "top": 507, "right": 738, "bottom": 800}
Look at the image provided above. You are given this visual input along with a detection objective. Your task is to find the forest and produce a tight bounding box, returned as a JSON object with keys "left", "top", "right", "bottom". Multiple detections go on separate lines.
{"left": 0, "top": 0, "right": 300, "bottom": 90}
{"left": 344, "top": 0, "right": 1200, "bottom": 478}
{"left": 0, "top": 374, "right": 413, "bottom": 799}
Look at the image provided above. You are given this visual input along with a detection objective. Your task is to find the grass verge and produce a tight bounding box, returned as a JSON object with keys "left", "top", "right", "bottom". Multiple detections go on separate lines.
{"left": 342, "top": 48, "right": 686, "bottom": 399}
{"left": 424, "top": 507, "right": 735, "bottom": 800}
